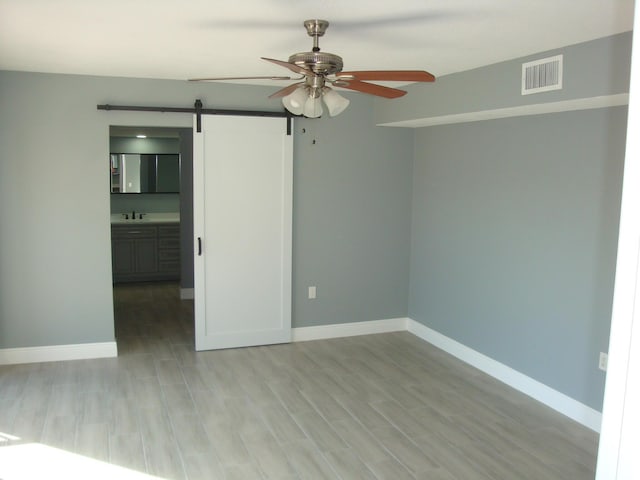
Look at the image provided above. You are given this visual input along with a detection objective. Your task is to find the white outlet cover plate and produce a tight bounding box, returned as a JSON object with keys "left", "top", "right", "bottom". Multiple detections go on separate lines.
{"left": 599, "top": 352, "right": 608, "bottom": 371}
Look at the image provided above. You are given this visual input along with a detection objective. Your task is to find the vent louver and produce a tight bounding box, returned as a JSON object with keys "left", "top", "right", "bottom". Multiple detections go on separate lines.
{"left": 522, "top": 55, "right": 563, "bottom": 95}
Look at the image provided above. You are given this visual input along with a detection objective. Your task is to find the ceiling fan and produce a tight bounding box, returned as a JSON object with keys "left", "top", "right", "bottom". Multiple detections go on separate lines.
{"left": 190, "top": 19, "right": 435, "bottom": 118}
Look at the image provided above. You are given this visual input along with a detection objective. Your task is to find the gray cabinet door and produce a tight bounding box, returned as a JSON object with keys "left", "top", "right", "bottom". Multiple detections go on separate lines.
{"left": 112, "top": 239, "right": 135, "bottom": 275}
{"left": 134, "top": 238, "right": 159, "bottom": 274}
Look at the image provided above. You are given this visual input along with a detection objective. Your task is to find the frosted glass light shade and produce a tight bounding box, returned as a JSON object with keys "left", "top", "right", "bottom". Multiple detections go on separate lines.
{"left": 303, "top": 96, "right": 323, "bottom": 118}
{"left": 322, "top": 88, "right": 350, "bottom": 116}
{"left": 282, "top": 87, "right": 308, "bottom": 115}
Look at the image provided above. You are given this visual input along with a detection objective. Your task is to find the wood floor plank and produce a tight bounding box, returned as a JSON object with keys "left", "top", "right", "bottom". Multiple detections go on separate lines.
{"left": 268, "top": 380, "right": 316, "bottom": 415}
{"left": 328, "top": 416, "right": 393, "bottom": 465}
{"left": 371, "top": 400, "right": 436, "bottom": 438}
{"left": 143, "top": 438, "right": 187, "bottom": 480}
{"left": 109, "top": 433, "right": 147, "bottom": 473}
{"left": 291, "top": 409, "right": 349, "bottom": 452}
{"left": 109, "top": 397, "right": 140, "bottom": 435}
{"left": 241, "top": 430, "right": 297, "bottom": 479}
{"left": 223, "top": 462, "right": 266, "bottom": 480}
{"left": 41, "top": 414, "right": 77, "bottom": 451}
{"left": 367, "top": 456, "right": 416, "bottom": 480}
{"left": 299, "top": 388, "right": 352, "bottom": 422}
{"left": 369, "top": 426, "right": 441, "bottom": 475}
{"left": 202, "top": 421, "right": 253, "bottom": 466}
{"left": 81, "top": 390, "right": 112, "bottom": 425}
{"left": 257, "top": 403, "right": 309, "bottom": 444}
{"left": 169, "top": 413, "right": 212, "bottom": 455}
{"left": 10, "top": 406, "right": 48, "bottom": 443}
{"left": 416, "top": 432, "right": 496, "bottom": 479}
{"left": 156, "top": 359, "right": 186, "bottom": 386}
{"left": 47, "top": 384, "right": 83, "bottom": 418}
{"left": 333, "top": 395, "right": 396, "bottom": 431}
{"left": 162, "top": 384, "right": 196, "bottom": 416}
{"left": 323, "top": 448, "right": 379, "bottom": 480}
{"left": 181, "top": 453, "right": 225, "bottom": 480}
{"left": 284, "top": 440, "right": 340, "bottom": 480}
{"left": 75, "top": 422, "right": 110, "bottom": 462}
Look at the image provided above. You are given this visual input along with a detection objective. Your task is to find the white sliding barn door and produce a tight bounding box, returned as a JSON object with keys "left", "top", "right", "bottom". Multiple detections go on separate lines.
{"left": 193, "top": 115, "right": 292, "bottom": 351}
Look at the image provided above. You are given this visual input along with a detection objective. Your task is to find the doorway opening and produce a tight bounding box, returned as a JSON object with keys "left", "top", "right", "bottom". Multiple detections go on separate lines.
{"left": 109, "top": 126, "right": 194, "bottom": 354}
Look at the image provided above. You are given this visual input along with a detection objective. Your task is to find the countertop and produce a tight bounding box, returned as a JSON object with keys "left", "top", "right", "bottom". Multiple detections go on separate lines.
{"left": 110, "top": 213, "right": 180, "bottom": 225}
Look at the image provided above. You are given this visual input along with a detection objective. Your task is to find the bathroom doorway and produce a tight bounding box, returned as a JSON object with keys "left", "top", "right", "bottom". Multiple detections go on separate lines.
{"left": 109, "top": 126, "right": 194, "bottom": 353}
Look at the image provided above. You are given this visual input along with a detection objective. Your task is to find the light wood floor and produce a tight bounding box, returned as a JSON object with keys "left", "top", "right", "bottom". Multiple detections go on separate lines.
{"left": 0, "top": 282, "right": 599, "bottom": 479}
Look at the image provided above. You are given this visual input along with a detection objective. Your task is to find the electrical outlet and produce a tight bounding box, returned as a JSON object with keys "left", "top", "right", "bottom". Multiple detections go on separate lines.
{"left": 308, "top": 286, "right": 317, "bottom": 299}
{"left": 599, "top": 352, "right": 608, "bottom": 371}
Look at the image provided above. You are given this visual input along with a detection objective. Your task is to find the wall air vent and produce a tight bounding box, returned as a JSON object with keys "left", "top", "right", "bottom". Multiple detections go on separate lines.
{"left": 522, "top": 54, "right": 563, "bottom": 95}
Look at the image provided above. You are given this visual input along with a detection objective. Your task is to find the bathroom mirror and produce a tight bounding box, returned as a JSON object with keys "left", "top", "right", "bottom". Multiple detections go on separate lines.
{"left": 110, "top": 153, "right": 180, "bottom": 193}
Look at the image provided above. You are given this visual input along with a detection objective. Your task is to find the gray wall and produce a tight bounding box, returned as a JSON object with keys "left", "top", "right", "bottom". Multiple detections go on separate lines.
{"left": 293, "top": 103, "right": 413, "bottom": 327}
{"left": 375, "top": 31, "right": 631, "bottom": 411}
{"left": 409, "top": 106, "right": 626, "bottom": 411}
{"left": 0, "top": 69, "right": 412, "bottom": 348}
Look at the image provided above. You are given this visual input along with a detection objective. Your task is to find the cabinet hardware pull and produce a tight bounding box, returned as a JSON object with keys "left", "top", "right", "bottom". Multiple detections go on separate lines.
{"left": 198, "top": 237, "right": 202, "bottom": 256}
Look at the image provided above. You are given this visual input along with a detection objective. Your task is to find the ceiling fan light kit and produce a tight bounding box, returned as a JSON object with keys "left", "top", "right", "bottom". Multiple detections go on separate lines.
{"left": 304, "top": 95, "right": 324, "bottom": 118}
{"left": 282, "top": 84, "right": 350, "bottom": 117}
{"left": 321, "top": 87, "right": 350, "bottom": 116}
{"left": 281, "top": 86, "right": 308, "bottom": 115}
{"left": 191, "top": 19, "right": 435, "bottom": 118}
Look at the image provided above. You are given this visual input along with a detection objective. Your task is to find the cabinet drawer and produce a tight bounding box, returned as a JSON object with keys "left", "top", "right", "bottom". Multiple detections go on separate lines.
{"left": 111, "top": 226, "right": 157, "bottom": 239}
{"left": 159, "top": 238, "right": 180, "bottom": 249}
{"left": 159, "top": 249, "right": 180, "bottom": 261}
{"left": 159, "top": 261, "right": 180, "bottom": 273}
{"left": 158, "top": 225, "right": 180, "bottom": 237}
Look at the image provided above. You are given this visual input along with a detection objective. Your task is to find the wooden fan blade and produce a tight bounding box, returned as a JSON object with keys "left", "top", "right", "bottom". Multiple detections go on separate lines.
{"left": 268, "top": 82, "right": 304, "bottom": 99}
{"left": 189, "top": 75, "right": 294, "bottom": 81}
{"left": 336, "top": 70, "right": 435, "bottom": 82}
{"left": 261, "top": 57, "right": 314, "bottom": 76}
{"left": 336, "top": 80, "right": 407, "bottom": 99}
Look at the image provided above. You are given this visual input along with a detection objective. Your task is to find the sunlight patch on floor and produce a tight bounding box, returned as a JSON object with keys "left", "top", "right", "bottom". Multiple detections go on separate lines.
{"left": 0, "top": 441, "right": 163, "bottom": 480}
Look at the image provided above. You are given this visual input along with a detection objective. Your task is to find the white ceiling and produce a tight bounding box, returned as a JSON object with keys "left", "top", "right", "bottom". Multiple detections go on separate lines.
{"left": 0, "top": 0, "right": 635, "bottom": 86}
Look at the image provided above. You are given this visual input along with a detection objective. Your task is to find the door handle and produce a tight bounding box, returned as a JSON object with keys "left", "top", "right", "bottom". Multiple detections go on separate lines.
{"left": 197, "top": 237, "right": 202, "bottom": 256}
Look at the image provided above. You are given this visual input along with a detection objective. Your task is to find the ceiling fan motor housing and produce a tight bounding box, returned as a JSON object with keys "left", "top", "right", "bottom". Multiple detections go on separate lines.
{"left": 288, "top": 51, "right": 343, "bottom": 75}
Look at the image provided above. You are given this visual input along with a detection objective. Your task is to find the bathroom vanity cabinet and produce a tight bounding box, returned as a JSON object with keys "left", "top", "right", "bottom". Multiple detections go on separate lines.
{"left": 111, "top": 223, "right": 180, "bottom": 283}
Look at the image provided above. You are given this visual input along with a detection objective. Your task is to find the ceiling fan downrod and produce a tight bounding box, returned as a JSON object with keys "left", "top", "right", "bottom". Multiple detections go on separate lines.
{"left": 303, "top": 19, "right": 329, "bottom": 52}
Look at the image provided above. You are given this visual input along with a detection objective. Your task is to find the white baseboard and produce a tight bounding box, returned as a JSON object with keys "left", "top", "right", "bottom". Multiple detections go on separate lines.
{"left": 407, "top": 319, "right": 602, "bottom": 432}
{"left": 180, "top": 288, "right": 194, "bottom": 300}
{"left": 0, "top": 342, "right": 118, "bottom": 365}
{"left": 292, "top": 317, "right": 408, "bottom": 342}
